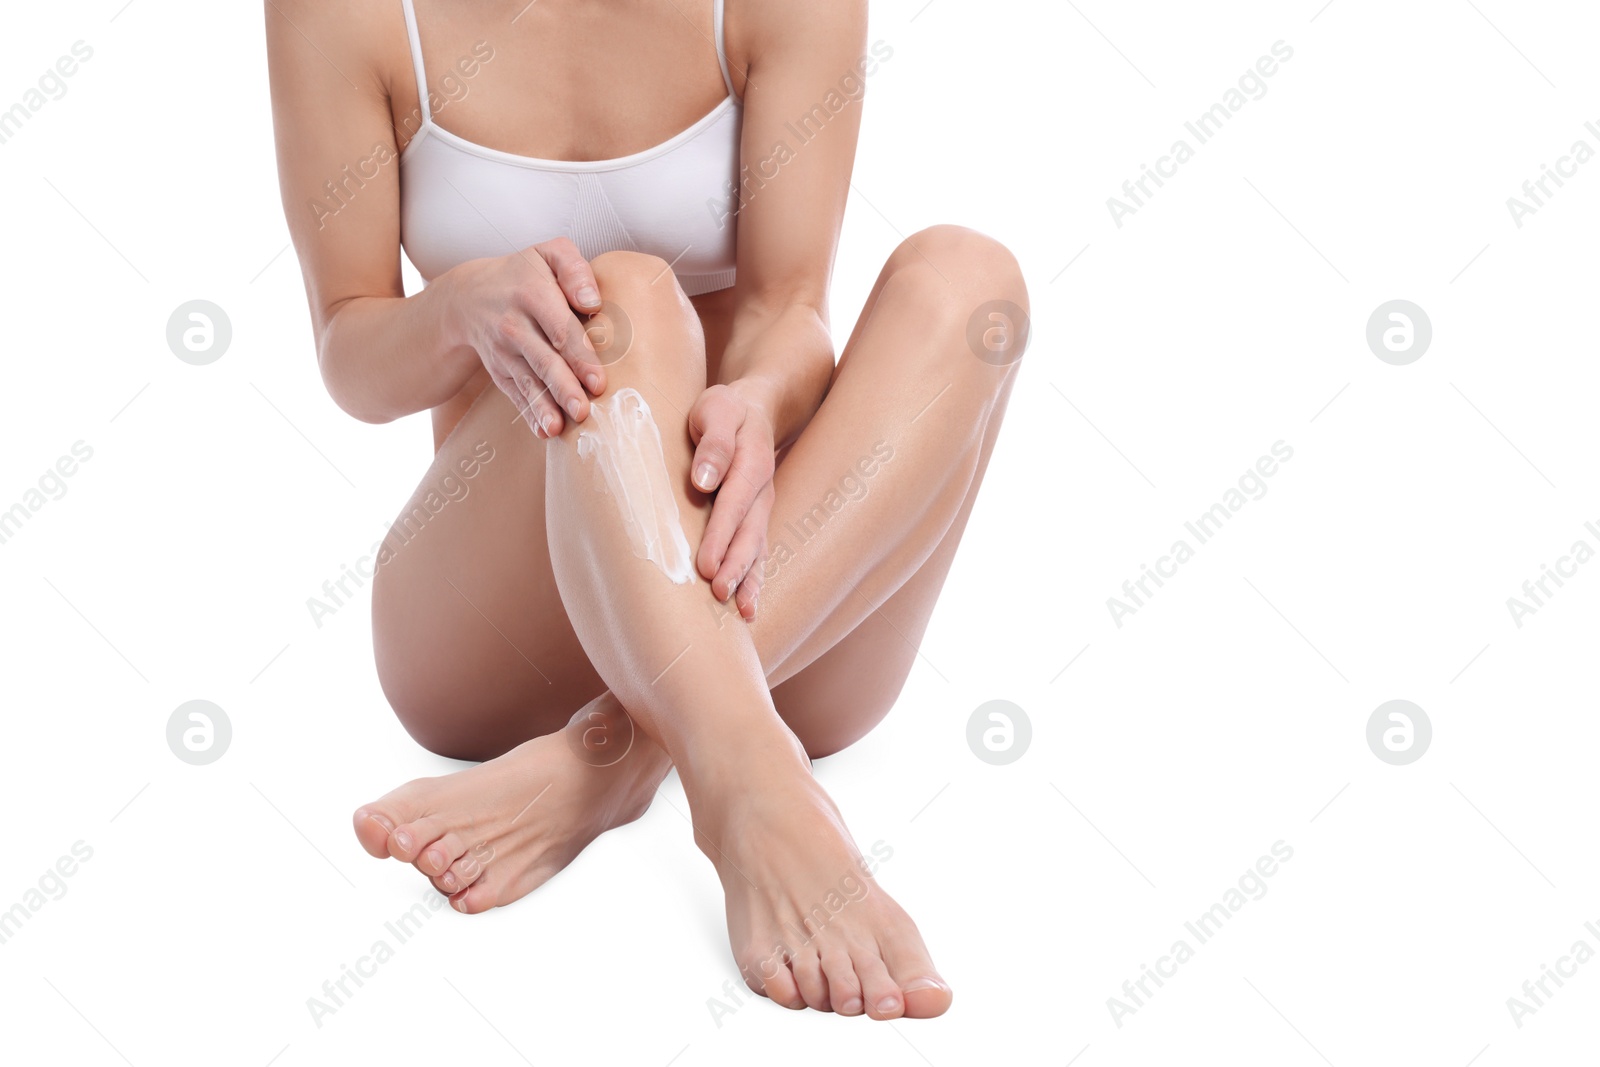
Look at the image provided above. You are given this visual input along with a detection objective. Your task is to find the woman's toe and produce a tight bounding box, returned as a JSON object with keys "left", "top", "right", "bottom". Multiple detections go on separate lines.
{"left": 746, "top": 950, "right": 805, "bottom": 1010}
{"left": 389, "top": 816, "right": 447, "bottom": 863}
{"left": 417, "top": 831, "right": 467, "bottom": 878}
{"left": 850, "top": 946, "right": 904, "bottom": 1020}
{"left": 352, "top": 807, "right": 399, "bottom": 859}
{"left": 882, "top": 933, "right": 951, "bottom": 1018}
{"left": 443, "top": 848, "right": 487, "bottom": 893}
{"left": 789, "top": 948, "right": 831, "bottom": 1012}
{"left": 898, "top": 975, "right": 952, "bottom": 1018}
{"left": 821, "top": 946, "right": 864, "bottom": 1015}
{"left": 448, "top": 878, "right": 499, "bottom": 915}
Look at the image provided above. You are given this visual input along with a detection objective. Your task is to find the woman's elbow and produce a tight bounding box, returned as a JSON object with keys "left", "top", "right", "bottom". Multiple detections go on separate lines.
{"left": 317, "top": 345, "right": 399, "bottom": 425}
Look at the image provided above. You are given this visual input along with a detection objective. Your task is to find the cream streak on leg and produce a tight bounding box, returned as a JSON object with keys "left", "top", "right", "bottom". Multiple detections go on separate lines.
{"left": 576, "top": 387, "right": 695, "bottom": 585}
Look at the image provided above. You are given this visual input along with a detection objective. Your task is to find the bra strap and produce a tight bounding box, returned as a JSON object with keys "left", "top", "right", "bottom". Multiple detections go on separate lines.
{"left": 714, "top": 0, "right": 738, "bottom": 100}
{"left": 400, "top": 0, "right": 433, "bottom": 125}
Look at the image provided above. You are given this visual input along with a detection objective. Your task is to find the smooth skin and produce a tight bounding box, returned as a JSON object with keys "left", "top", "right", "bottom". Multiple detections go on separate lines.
{"left": 266, "top": 0, "right": 1027, "bottom": 1020}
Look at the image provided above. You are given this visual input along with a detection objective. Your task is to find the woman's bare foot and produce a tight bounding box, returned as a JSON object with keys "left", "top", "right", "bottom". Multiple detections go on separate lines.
{"left": 353, "top": 694, "right": 670, "bottom": 912}
{"left": 689, "top": 746, "right": 953, "bottom": 1020}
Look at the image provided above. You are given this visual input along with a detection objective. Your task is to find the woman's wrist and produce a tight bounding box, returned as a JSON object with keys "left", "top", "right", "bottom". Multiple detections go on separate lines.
{"left": 429, "top": 260, "right": 490, "bottom": 383}
{"left": 727, "top": 375, "right": 782, "bottom": 434}
{"left": 431, "top": 259, "right": 475, "bottom": 352}
{"left": 721, "top": 307, "right": 834, "bottom": 445}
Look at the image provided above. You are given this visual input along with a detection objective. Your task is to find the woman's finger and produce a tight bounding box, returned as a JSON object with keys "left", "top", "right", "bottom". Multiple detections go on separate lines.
{"left": 495, "top": 308, "right": 585, "bottom": 433}
{"left": 528, "top": 286, "right": 601, "bottom": 415}
{"left": 711, "top": 524, "right": 755, "bottom": 603}
{"left": 699, "top": 452, "right": 766, "bottom": 583}
{"left": 492, "top": 368, "right": 540, "bottom": 435}
{"left": 723, "top": 493, "right": 771, "bottom": 616}
{"left": 536, "top": 236, "right": 603, "bottom": 315}
{"left": 688, "top": 388, "right": 741, "bottom": 493}
{"left": 491, "top": 347, "right": 564, "bottom": 437}
{"left": 734, "top": 556, "right": 763, "bottom": 619}
{"left": 709, "top": 453, "right": 774, "bottom": 600}
{"left": 533, "top": 238, "right": 607, "bottom": 398}
{"left": 521, "top": 285, "right": 601, "bottom": 421}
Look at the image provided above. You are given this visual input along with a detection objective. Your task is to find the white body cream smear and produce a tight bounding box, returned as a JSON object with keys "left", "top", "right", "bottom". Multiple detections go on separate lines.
{"left": 576, "top": 388, "right": 696, "bottom": 584}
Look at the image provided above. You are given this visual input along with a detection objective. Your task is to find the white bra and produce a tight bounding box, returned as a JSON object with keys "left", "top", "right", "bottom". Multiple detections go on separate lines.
{"left": 398, "top": 0, "right": 741, "bottom": 295}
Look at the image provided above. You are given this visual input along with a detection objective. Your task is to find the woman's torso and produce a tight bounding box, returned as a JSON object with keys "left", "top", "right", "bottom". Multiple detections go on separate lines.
{"left": 384, "top": 0, "right": 745, "bottom": 446}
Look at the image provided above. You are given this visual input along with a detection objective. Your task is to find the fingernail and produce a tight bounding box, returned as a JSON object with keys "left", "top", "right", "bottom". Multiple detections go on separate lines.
{"left": 395, "top": 830, "right": 413, "bottom": 852}
{"left": 566, "top": 397, "right": 582, "bottom": 421}
{"left": 542, "top": 415, "right": 559, "bottom": 436}
{"left": 585, "top": 372, "right": 602, "bottom": 393}
{"left": 903, "top": 978, "right": 945, "bottom": 993}
{"left": 577, "top": 285, "right": 600, "bottom": 306}
{"left": 877, "top": 995, "right": 900, "bottom": 1014}
{"left": 696, "top": 464, "right": 717, "bottom": 490}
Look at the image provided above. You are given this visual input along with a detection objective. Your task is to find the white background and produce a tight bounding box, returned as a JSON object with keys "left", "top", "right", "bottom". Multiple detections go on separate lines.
{"left": 2, "top": 1, "right": 1597, "bottom": 1064}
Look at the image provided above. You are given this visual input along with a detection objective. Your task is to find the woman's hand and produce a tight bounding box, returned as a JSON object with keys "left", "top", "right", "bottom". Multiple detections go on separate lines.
{"left": 688, "top": 382, "right": 776, "bottom": 618}
{"left": 444, "top": 236, "right": 607, "bottom": 438}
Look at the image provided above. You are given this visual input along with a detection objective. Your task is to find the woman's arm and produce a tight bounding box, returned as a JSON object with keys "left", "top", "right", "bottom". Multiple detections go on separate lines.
{"left": 264, "top": 0, "right": 603, "bottom": 429}
{"left": 684, "top": 0, "right": 871, "bottom": 607}
{"left": 265, "top": 1, "right": 469, "bottom": 423}
{"left": 715, "top": 0, "right": 870, "bottom": 445}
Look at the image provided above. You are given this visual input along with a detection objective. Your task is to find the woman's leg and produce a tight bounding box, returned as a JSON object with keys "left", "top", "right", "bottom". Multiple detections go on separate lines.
{"left": 357, "top": 226, "right": 1027, "bottom": 1017}
{"left": 749, "top": 224, "right": 1026, "bottom": 751}
{"left": 369, "top": 371, "right": 604, "bottom": 762}
{"left": 536, "top": 246, "right": 982, "bottom": 1022}
{"left": 359, "top": 343, "right": 670, "bottom": 909}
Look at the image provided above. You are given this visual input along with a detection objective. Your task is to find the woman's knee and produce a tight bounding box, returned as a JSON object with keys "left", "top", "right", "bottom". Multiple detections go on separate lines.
{"left": 886, "top": 224, "right": 1029, "bottom": 314}
{"left": 587, "top": 250, "right": 707, "bottom": 385}
{"left": 373, "top": 654, "right": 473, "bottom": 759}
{"left": 375, "top": 657, "right": 558, "bottom": 762}
{"left": 590, "top": 249, "right": 680, "bottom": 297}
{"left": 865, "top": 225, "right": 1030, "bottom": 380}
{"left": 782, "top": 688, "right": 899, "bottom": 760}
{"left": 371, "top": 565, "right": 571, "bottom": 762}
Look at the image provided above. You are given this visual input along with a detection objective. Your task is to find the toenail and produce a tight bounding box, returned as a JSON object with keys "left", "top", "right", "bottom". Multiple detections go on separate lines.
{"left": 395, "top": 830, "right": 413, "bottom": 851}
{"left": 877, "top": 996, "right": 900, "bottom": 1014}
{"left": 427, "top": 849, "right": 443, "bottom": 869}
{"left": 839, "top": 997, "right": 862, "bottom": 1014}
{"left": 442, "top": 872, "right": 457, "bottom": 890}
{"left": 903, "top": 978, "right": 946, "bottom": 993}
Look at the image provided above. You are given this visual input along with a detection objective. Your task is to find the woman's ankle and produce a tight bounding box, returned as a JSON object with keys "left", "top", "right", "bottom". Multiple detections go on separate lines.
{"left": 678, "top": 723, "right": 813, "bottom": 816}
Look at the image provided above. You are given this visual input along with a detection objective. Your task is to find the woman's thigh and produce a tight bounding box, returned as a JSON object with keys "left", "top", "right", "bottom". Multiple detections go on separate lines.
{"left": 371, "top": 381, "right": 605, "bottom": 761}
{"left": 758, "top": 224, "right": 1026, "bottom": 756}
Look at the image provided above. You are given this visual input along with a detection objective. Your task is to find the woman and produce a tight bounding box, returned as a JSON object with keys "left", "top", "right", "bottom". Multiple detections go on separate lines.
{"left": 266, "top": 0, "right": 1027, "bottom": 1021}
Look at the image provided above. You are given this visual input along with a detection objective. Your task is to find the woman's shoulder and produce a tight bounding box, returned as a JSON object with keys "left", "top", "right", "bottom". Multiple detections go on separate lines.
{"left": 732, "top": 0, "right": 866, "bottom": 68}
{"left": 265, "top": 0, "right": 395, "bottom": 37}
{"left": 264, "top": 0, "right": 408, "bottom": 89}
